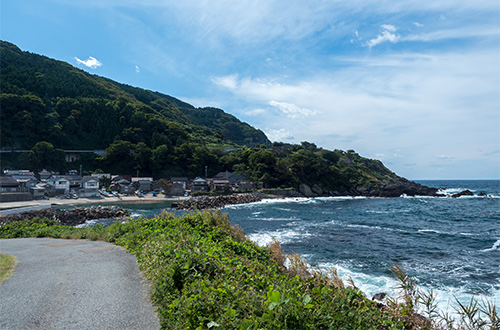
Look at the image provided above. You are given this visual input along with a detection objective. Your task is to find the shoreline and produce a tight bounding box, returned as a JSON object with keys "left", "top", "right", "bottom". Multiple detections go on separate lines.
{"left": 0, "top": 195, "right": 189, "bottom": 212}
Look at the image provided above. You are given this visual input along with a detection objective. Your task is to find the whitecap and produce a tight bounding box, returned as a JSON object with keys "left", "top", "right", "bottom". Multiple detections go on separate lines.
{"left": 481, "top": 238, "right": 500, "bottom": 252}
{"left": 418, "top": 229, "right": 442, "bottom": 234}
{"left": 247, "top": 229, "right": 312, "bottom": 246}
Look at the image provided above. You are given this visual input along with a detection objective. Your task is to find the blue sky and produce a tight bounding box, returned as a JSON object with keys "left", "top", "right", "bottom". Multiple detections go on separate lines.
{"left": 2, "top": 0, "right": 499, "bottom": 179}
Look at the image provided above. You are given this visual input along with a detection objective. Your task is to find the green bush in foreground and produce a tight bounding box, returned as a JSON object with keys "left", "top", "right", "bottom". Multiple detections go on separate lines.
{"left": 0, "top": 212, "right": 497, "bottom": 329}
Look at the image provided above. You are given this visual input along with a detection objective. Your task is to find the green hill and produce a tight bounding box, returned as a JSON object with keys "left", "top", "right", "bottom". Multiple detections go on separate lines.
{"left": 0, "top": 40, "right": 436, "bottom": 196}
{"left": 0, "top": 40, "right": 268, "bottom": 150}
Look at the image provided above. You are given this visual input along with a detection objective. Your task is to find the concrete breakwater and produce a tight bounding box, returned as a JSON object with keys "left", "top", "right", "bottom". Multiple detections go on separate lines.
{"left": 0, "top": 206, "right": 131, "bottom": 226}
{"left": 176, "top": 193, "right": 268, "bottom": 210}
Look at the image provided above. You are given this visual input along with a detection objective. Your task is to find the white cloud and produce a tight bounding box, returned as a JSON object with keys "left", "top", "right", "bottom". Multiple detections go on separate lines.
{"left": 380, "top": 24, "right": 397, "bottom": 32}
{"left": 74, "top": 56, "right": 102, "bottom": 69}
{"left": 135, "top": 65, "right": 140, "bottom": 73}
{"left": 264, "top": 128, "right": 294, "bottom": 142}
{"left": 212, "top": 74, "right": 239, "bottom": 91}
{"left": 414, "top": 22, "right": 424, "bottom": 27}
{"left": 269, "top": 101, "right": 317, "bottom": 119}
{"left": 212, "top": 49, "right": 499, "bottom": 178}
{"left": 367, "top": 25, "right": 400, "bottom": 47}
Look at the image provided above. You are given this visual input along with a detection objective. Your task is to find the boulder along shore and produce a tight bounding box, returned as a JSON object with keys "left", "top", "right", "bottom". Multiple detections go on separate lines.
{"left": 0, "top": 206, "right": 131, "bottom": 227}
{"left": 175, "top": 193, "right": 268, "bottom": 210}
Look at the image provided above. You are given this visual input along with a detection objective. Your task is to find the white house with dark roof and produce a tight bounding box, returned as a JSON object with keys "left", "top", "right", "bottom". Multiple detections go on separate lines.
{"left": 80, "top": 176, "right": 99, "bottom": 197}
{"left": 46, "top": 177, "right": 70, "bottom": 195}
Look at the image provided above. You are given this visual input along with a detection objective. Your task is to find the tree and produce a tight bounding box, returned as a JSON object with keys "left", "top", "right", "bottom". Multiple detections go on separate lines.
{"left": 133, "top": 142, "right": 153, "bottom": 175}
{"left": 28, "top": 141, "right": 65, "bottom": 172}
{"left": 100, "top": 140, "right": 134, "bottom": 174}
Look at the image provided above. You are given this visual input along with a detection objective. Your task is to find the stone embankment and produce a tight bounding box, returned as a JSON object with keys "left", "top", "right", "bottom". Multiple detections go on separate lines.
{"left": 0, "top": 206, "right": 131, "bottom": 226}
{"left": 176, "top": 193, "right": 268, "bottom": 210}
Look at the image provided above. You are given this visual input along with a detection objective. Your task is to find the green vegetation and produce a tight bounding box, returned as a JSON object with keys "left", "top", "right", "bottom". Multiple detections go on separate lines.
{"left": 0, "top": 212, "right": 496, "bottom": 329}
{"left": 0, "top": 40, "right": 416, "bottom": 194}
{"left": 0, "top": 253, "right": 16, "bottom": 284}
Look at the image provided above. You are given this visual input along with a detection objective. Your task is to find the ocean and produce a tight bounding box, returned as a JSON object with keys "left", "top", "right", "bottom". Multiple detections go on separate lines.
{"left": 79, "top": 180, "right": 500, "bottom": 314}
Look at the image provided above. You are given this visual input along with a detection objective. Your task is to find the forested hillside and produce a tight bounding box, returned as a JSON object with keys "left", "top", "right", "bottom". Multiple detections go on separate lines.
{"left": 0, "top": 40, "right": 435, "bottom": 196}
{"left": 0, "top": 40, "right": 268, "bottom": 150}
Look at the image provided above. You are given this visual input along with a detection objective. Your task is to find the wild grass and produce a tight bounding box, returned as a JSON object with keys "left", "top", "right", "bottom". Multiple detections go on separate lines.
{"left": 0, "top": 211, "right": 497, "bottom": 329}
{"left": 0, "top": 253, "right": 16, "bottom": 284}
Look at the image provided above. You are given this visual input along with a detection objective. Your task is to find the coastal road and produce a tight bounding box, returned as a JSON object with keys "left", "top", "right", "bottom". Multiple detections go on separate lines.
{"left": 0, "top": 238, "right": 160, "bottom": 330}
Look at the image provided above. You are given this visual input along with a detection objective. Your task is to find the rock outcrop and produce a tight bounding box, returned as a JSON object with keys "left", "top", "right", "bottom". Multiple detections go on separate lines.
{"left": 176, "top": 193, "right": 266, "bottom": 210}
{"left": 353, "top": 179, "right": 441, "bottom": 197}
{"left": 451, "top": 190, "right": 474, "bottom": 198}
{"left": 0, "top": 206, "right": 131, "bottom": 226}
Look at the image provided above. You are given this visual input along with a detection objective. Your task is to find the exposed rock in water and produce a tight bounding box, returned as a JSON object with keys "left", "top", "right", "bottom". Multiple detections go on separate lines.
{"left": 451, "top": 189, "right": 474, "bottom": 198}
{"left": 176, "top": 193, "right": 266, "bottom": 210}
{"left": 0, "top": 206, "right": 131, "bottom": 226}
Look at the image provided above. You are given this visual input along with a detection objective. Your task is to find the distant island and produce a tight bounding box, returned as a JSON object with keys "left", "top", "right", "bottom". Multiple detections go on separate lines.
{"left": 1, "top": 40, "right": 437, "bottom": 197}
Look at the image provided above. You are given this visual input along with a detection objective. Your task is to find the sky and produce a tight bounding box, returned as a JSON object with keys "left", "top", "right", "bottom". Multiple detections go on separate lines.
{"left": 2, "top": 0, "right": 499, "bottom": 180}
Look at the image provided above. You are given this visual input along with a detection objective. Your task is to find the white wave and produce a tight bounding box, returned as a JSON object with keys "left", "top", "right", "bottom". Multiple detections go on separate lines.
{"left": 247, "top": 229, "right": 312, "bottom": 246}
{"left": 438, "top": 187, "right": 474, "bottom": 195}
{"left": 252, "top": 217, "right": 299, "bottom": 221}
{"left": 75, "top": 219, "right": 99, "bottom": 228}
{"left": 342, "top": 223, "right": 403, "bottom": 233}
{"left": 316, "top": 261, "right": 500, "bottom": 319}
{"left": 276, "top": 207, "right": 298, "bottom": 212}
{"left": 481, "top": 238, "right": 500, "bottom": 252}
{"left": 418, "top": 229, "right": 442, "bottom": 234}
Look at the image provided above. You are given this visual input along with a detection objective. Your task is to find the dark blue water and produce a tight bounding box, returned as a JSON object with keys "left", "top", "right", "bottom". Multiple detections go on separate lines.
{"left": 83, "top": 180, "right": 500, "bottom": 312}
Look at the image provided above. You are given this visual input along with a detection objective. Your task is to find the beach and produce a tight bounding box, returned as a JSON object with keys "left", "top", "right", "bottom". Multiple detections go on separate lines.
{"left": 0, "top": 195, "right": 189, "bottom": 212}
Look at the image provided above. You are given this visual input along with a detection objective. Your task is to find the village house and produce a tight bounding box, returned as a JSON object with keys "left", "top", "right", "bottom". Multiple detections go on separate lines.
{"left": 209, "top": 179, "right": 230, "bottom": 192}
{"left": 46, "top": 177, "right": 70, "bottom": 196}
{"left": 62, "top": 175, "right": 83, "bottom": 193}
{"left": 0, "top": 176, "right": 20, "bottom": 193}
{"left": 38, "top": 169, "right": 56, "bottom": 180}
{"left": 80, "top": 176, "right": 100, "bottom": 197}
{"left": 110, "top": 179, "right": 133, "bottom": 195}
{"left": 30, "top": 184, "right": 47, "bottom": 199}
{"left": 131, "top": 177, "right": 153, "bottom": 192}
{"left": 191, "top": 177, "right": 208, "bottom": 192}
{"left": 12, "top": 175, "right": 38, "bottom": 192}
{"left": 0, "top": 176, "right": 33, "bottom": 202}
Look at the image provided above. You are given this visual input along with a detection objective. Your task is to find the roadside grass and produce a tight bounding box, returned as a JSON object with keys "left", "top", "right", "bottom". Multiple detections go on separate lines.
{"left": 0, "top": 211, "right": 497, "bottom": 329}
{"left": 0, "top": 253, "right": 16, "bottom": 284}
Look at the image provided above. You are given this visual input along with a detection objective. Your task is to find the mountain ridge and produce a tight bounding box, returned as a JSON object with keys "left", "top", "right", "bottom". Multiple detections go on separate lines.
{"left": 0, "top": 40, "right": 438, "bottom": 196}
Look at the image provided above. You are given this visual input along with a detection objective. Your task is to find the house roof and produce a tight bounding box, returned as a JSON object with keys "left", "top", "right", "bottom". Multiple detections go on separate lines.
{"left": 81, "top": 176, "right": 99, "bottom": 183}
{"left": 192, "top": 177, "right": 208, "bottom": 184}
{"left": 47, "top": 177, "right": 69, "bottom": 183}
{"left": 0, "top": 176, "right": 20, "bottom": 187}
{"left": 11, "top": 175, "right": 37, "bottom": 182}
{"left": 131, "top": 177, "right": 153, "bottom": 182}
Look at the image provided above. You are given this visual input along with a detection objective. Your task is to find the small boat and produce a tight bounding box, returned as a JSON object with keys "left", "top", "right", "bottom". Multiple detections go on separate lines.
{"left": 99, "top": 189, "right": 113, "bottom": 197}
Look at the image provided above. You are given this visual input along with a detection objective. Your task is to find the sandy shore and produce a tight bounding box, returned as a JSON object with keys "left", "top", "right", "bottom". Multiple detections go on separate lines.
{"left": 0, "top": 195, "right": 189, "bottom": 211}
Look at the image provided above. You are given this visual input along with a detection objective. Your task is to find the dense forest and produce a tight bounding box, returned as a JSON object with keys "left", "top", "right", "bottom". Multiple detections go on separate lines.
{"left": 1, "top": 40, "right": 432, "bottom": 196}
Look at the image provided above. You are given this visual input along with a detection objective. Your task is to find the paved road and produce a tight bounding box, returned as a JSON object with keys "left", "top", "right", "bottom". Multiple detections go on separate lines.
{"left": 0, "top": 238, "right": 160, "bottom": 330}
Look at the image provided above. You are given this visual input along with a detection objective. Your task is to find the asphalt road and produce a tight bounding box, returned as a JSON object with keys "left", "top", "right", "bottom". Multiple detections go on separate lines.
{"left": 0, "top": 238, "right": 160, "bottom": 330}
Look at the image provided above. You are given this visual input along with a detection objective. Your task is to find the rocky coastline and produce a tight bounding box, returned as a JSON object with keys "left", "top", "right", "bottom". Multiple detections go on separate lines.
{"left": 175, "top": 180, "right": 482, "bottom": 210}
{"left": 0, "top": 206, "right": 131, "bottom": 227}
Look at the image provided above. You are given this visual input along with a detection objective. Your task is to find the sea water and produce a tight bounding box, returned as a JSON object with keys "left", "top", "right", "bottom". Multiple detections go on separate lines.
{"left": 80, "top": 180, "right": 500, "bottom": 314}
{"left": 222, "top": 180, "right": 500, "bottom": 314}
